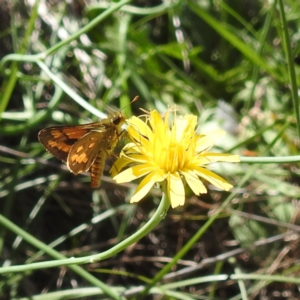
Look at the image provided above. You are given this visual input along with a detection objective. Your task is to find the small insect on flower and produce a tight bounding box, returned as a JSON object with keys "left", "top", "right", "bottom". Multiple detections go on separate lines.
{"left": 38, "top": 111, "right": 126, "bottom": 188}
{"left": 111, "top": 108, "right": 240, "bottom": 208}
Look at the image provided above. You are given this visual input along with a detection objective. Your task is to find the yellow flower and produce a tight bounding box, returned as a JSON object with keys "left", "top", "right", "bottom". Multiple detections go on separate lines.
{"left": 111, "top": 109, "right": 240, "bottom": 208}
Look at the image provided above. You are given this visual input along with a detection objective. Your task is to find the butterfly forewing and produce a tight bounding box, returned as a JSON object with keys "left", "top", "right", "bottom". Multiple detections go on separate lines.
{"left": 38, "top": 126, "right": 91, "bottom": 162}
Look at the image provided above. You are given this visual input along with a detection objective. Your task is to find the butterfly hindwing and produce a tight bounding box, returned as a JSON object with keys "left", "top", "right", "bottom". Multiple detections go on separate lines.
{"left": 67, "top": 130, "right": 107, "bottom": 174}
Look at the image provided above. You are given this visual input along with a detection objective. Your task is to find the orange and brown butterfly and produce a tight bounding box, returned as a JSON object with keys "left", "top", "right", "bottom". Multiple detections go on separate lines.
{"left": 38, "top": 100, "right": 136, "bottom": 188}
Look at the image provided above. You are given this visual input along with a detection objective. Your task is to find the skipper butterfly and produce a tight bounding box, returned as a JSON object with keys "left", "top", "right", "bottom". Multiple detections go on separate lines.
{"left": 38, "top": 111, "right": 125, "bottom": 188}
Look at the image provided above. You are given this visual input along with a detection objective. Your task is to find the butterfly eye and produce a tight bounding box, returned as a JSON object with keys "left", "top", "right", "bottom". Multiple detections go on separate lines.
{"left": 113, "top": 116, "right": 122, "bottom": 125}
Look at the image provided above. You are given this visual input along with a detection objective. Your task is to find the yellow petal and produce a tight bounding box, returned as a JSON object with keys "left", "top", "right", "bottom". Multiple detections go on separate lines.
{"left": 122, "top": 153, "right": 147, "bottom": 163}
{"left": 195, "top": 130, "right": 226, "bottom": 153}
{"left": 121, "top": 142, "right": 140, "bottom": 153}
{"left": 130, "top": 172, "right": 162, "bottom": 203}
{"left": 195, "top": 153, "right": 240, "bottom": 165}
{"left": 202, "top": 153, "right": 240, "bottom": 162}
{"left": 127, "top": 116, "right": 152, "bottom": 137}
{"left": 152, "top": 122, "right": 171, "bottom": 164}
{"left": 122, "top": 147, "right": 150, "bottom": 161}
{"left": 149, "top": 110, "right": 164, "bottom": 130}
{"left": 175, "top": 114, "right": 197, "bottom": 142}
{"left": 174, "top": 117, "right": 188, "bottom": 141}
{"left": 110, "top": 156, "right": 132, "bottom": 177}
{"left": 167, "top": 173, "right": 185, "bottom": 208}
{"left": 195, "top": 167, "right": 233, "bottom": 191}
{"left": 113, "top": 164, "right": 155, "bottom": 183}
{"left": 127, "top": 117, "right": 153, "bottom": 149}
{"left": 181, "top": 170, "right": 207, "bottom": 195}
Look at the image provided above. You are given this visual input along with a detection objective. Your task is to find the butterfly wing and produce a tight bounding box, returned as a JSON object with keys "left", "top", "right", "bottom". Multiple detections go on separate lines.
{"left": 38, "top": 125, "right": 91, "bottom": 162}
{"left": 67, "top": 130, "right": 108, "bottom": 175}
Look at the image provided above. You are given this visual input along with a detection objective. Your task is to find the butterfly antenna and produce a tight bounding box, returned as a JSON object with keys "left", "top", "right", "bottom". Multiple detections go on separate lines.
{"left": 120, "top": 96, "right": 139, "bottom": 112}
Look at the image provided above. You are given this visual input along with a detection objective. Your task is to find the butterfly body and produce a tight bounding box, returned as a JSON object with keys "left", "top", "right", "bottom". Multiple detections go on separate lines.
{"left": 38, "top": 111, "right": 125, "bottom": 187}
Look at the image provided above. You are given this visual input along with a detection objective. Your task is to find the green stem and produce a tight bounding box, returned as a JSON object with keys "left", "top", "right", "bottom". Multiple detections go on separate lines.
{"left": 0, "top": 193, "right": 169, "bottom": 274}
{"left": 138, "top": 184, "right": 236, "bottom": 297}
{"left": 278, "top": 0, "right": 300, "bottom": 138}
{"left": 87, "top": 2, "right": 169, "bottom": 15}
{"left": 240, "top": 155, "right": 300, "bottom": 163}
{"left": 0, "top": 0, "right": 40, "bottom": 118}
{"left": 0, "top": 218, "right": 122, "bottom": 300}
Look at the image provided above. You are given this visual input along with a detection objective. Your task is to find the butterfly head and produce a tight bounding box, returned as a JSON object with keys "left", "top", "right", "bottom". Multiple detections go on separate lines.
{"left": 110, "top": 111, "right": 126, "bottom": 128}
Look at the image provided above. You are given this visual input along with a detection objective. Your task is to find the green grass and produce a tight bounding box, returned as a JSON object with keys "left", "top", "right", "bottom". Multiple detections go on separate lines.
{"left": 1, "top": 0, "right": 300, "bottom": 299}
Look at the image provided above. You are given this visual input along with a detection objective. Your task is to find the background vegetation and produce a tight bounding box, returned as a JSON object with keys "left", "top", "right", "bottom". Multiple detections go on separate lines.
{"left": 1, "top": 0, "right": 300, "bottom": 299}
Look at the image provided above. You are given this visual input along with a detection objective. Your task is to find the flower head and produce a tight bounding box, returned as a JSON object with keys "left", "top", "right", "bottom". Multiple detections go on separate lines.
{"left": 111, "top": 109, "right": 240, "bottom": 208}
